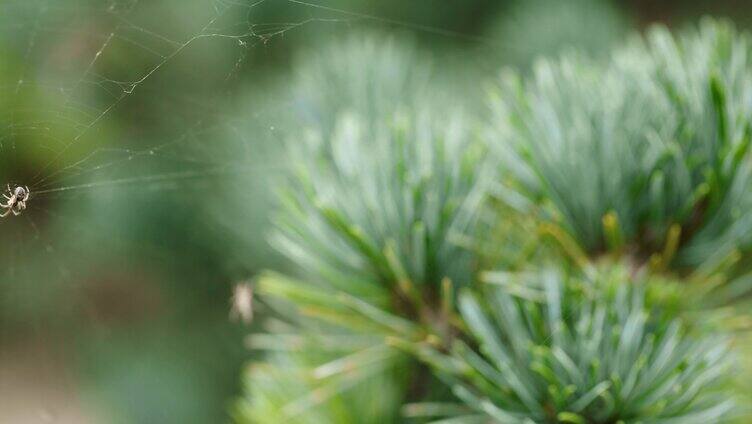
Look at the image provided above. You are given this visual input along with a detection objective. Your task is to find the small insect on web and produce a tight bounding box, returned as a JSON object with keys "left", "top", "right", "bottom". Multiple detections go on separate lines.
{"left": 0, "top": 184, "right": 30, "bottom": 218}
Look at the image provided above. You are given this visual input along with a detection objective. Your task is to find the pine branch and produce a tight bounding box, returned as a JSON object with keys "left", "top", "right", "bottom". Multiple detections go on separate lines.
{"left": 488, "top": 19, "right": 752, "bottom": 286}
{"left": 413, "top": 267, "right": 737, "bottom": 423}
{"left": 236, "top": 20, "right": 752, "bottom": 424}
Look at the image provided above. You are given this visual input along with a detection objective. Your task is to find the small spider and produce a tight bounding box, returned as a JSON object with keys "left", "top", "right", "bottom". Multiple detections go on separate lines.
{"left": 230, "top": 282, "right": 254, "bottom": 325}
{"left": 0, "top": 184, "right": 30, "bottom": 218}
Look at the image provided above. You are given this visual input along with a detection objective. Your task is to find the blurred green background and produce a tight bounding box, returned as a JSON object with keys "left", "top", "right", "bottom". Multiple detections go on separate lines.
{"left": 1, "top": 1, "right": 751, "bottom": 423}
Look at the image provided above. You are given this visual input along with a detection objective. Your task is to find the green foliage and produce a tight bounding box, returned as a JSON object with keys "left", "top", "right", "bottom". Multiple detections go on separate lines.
{"left": 413, "top": 267, "right": 735, "bottom": 423}
{"left": 238, "top": 20, "right": 750, "bottom": 424}
{"left": 489, "top": 19, "right": 752, "bottom": 274}
{"left": 274, "top": 31, "right": 493, "bottom": 292}
{"left": 294, "top": 32, "right": 435, "bottom": 137}
{"left": 237, "top": 34, "right": 487, "bottom": 423}
{"left": 232, "top": 271, "right": 414, "bottom": 423}
{"left": 273, "top": 111, "right": 490, "bottom": 292}
{"left": 239, "top": 109, "right": 489, "bottom": 422}
{"left": 234, "top": 349, "right": 407, "bottom": 424}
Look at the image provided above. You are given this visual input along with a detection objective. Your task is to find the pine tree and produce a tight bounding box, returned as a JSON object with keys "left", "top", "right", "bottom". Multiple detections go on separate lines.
{"left": 234, "top": 20, "right": 750, "bottom": 424}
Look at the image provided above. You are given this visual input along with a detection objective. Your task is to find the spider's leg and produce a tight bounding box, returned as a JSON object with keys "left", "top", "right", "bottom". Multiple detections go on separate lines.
{"left": 12, "top": 209, "right": 20, "bottom": 216}
{"left": 0, "top": 201, "right": 9, "bottom": 209}
{"left": 0, "top": 208, "right": 11, "bottom": 218}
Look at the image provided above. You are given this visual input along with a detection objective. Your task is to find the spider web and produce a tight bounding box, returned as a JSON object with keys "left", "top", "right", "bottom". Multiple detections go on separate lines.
{"left": 0, "top": 0, "right": 494, "bottom": 421}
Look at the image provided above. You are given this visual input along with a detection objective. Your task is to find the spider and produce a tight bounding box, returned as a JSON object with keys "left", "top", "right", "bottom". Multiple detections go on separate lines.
{"left": 230, "top": 282, "right": 254, "bottom": 325}
{"left": 0, "top": 184, "right": 30, "bottom": 218}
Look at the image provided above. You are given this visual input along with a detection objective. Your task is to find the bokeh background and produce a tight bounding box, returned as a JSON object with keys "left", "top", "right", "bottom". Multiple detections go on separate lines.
{"left": 1, "top": 1, "right": 751, "bottom": 423}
